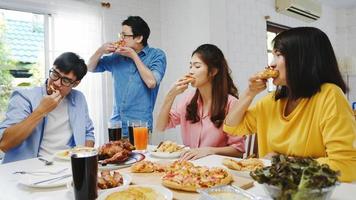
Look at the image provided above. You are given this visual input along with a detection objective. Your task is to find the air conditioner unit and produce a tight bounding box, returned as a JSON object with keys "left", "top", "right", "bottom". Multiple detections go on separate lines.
{"left": 275, "top": 0, "right": 321, "bottom": 22}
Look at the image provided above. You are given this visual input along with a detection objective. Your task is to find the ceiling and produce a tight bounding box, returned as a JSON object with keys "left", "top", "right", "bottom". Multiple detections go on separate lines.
{"left": 320, "top": 0, "right": 356, "bottom": 9}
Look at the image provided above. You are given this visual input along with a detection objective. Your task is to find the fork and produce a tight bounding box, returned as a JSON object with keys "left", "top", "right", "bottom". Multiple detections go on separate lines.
{"left": 38, "top": 157, "right": 53, "bottom": 165}
{"left": 13, "top": 168, "right": 68, "bottom": 175}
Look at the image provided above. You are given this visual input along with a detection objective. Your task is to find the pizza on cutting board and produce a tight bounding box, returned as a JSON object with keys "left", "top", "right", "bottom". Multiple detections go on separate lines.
{"left": 161, "top": 161, "right": 233, "bottom": 192}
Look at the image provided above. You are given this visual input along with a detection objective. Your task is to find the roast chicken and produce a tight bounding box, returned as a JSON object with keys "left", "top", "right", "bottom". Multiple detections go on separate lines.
{"left": 98, "top": 140, "right": 135, "bottom": 164}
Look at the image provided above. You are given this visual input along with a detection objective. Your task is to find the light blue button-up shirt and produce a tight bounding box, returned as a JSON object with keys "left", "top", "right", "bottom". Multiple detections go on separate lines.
{"left": 94, "top": 45, "right": 167, "bottom": 135}
{"left": 0, "top": 83, "right": 95, "bottom": 163}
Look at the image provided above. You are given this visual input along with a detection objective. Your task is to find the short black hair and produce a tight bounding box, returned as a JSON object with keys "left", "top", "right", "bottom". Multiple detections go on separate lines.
{"left": 272, "top": 27, "right": 347, "bottom": 100}
{"left": 122, "top": 16, "right": 150, "bottom": 46}
{"left": 53, "top": 52, "right": 87, "bottom": 81}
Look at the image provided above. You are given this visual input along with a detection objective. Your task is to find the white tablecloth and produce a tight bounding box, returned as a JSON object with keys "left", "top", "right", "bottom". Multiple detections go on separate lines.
{"left": 0, "top": 149, "right": 355, "bottom": 200}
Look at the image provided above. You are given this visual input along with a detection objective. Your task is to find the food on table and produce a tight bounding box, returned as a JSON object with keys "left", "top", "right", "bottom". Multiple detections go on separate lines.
{"left": 98, "top": 140, "right": 135, "bottom": 165}
{"left": 98, "top": 170, "right": 123, "bottom": 189}
{"left": 154, "top": 140, "right": 184, "bottom": 153}
{"left": 161, "top": 160, "right": 233, "bottom": 192}
{"left": 131, "top": 160, "right": 166, "bottom": 173}
{"left": 250, "top": 154, "right": 339, "bottom": 200}
{"left": 56, "top": 146, "right": 94, "bottom": 160}
{"left": 165, "top": 160, "right": 195, "bottom": 172}
{"left": 258, "top": 66, "right": 279, "bottom": 79}
{"left": 222, "top": 158, "right": 264, "bottom": 171}
{"left": 105, "top": 186, "right": 165, "bottom": 200}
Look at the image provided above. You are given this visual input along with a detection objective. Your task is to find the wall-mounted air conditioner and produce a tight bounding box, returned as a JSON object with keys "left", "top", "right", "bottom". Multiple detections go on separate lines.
{"left": 275, "top": 0, "right": 321, "bottom": 22}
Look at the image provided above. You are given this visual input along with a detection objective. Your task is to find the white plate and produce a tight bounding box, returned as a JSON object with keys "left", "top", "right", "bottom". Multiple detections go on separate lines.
{"left": 54, "top": 150, "right": 71, "bottom": 161}
{"left": 54, "top": 147, "right": 95, "bottom": 161}
{"left": 98, "top": 152, "right": 145, "bottom": 170}
{"left": 98, "top": 184, "right": 173, "bottom": 200}
{"left": 18, "top": 168, "right": 71, "bottom": 188}
{"left": 150, "top": 145, "right": 188, "bottom": 159}
{"left": 67, "top": 172, "right": 132, "bottom": 194}
{"left": 150, "top": 150, "right": 184, "bottom": 159}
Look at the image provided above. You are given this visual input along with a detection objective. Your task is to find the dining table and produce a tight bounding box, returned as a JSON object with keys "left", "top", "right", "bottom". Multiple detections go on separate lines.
{"left": 0, "top": 146, "right": 355, "bottom": 200}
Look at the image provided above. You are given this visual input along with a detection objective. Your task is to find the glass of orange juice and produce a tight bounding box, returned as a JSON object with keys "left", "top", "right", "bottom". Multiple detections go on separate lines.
{"left": 133, "top": 121, "right": 149, "bottom": 152}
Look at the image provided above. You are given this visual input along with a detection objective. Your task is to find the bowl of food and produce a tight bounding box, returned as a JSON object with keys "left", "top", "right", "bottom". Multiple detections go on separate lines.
{"left": 263, "top": 183, "right": 336, "bottom": 200}
{"left": 250, "top": 155, "right": 339, "bottom": 200}
{"left": 198, "top": 185, "right": 261, "bottom": 200}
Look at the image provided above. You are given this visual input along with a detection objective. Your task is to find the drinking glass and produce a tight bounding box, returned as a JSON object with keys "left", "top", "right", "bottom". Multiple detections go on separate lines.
{"left": 133, "top": 121, "right": 148, "bottom": 152}
{"left": 127, "top": 120, "right": 140, "bottom": 145}
{"left": 108, "top": 121, "right": 122, "bottom": 141}
{"left": 71, "top": 149, "right": 98, "bottom": 200}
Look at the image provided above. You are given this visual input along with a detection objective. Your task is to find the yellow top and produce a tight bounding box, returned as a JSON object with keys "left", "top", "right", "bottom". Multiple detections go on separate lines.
{"left": 223, "top": 83, "right": 356, "bottom": 182}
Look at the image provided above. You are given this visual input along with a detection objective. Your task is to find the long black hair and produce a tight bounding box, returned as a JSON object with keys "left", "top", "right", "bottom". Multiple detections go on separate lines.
{"left": 272, "top": 27, "right": 347, "bottom": 100}
{"left": 186, "top": 44, "right": 238, "bottom": 128}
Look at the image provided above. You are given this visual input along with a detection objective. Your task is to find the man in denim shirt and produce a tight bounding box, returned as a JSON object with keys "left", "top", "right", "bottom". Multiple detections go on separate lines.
{"left": 88, "top": 16, "right": 166, "bottom": 135}
{"left": 0, "top": 52, "right": 95, "bottom": 163}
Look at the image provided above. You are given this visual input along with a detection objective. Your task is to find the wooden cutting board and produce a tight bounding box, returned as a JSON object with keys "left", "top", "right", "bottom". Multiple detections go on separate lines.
{"left": 119, "top": 166, "right": 254, "bottom": 200}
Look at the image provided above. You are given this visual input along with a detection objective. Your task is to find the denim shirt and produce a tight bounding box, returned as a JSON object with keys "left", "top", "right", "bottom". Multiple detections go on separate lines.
{"left": 94, "top": 45, "right": 167, "bottom": 134}
{"left": 0, "top": 83, "right": 95, "bottom": 163}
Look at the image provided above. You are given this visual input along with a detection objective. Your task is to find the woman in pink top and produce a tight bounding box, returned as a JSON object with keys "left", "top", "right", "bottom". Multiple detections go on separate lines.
{"left": 156, "top": 44, "right": 245, "bottom": 160}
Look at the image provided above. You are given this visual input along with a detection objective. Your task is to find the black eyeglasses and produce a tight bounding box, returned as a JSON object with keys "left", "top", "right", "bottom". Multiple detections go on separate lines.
{"left": 119, "top": 32, "right": 134, "bottom": 39}
{"left": 49, "top": 69, "right": 76, "bottom": 87}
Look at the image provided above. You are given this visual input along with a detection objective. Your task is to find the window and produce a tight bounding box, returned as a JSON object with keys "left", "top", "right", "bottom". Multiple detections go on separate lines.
{"left": 266, "top": 21, "right": 289, "bottom": 91}
{"left": 0, "top": 9, "right": 49, "bottom": 121}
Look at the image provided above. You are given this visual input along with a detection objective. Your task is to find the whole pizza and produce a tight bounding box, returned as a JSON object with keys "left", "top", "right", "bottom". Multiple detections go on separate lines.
{"left": 161, "top": 161, "right": 232, "bottom": 192}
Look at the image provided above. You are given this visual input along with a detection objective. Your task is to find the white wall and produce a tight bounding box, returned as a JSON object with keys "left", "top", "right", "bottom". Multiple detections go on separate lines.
{"left": 335, "top": 7, "right": 356, "bottom": 105}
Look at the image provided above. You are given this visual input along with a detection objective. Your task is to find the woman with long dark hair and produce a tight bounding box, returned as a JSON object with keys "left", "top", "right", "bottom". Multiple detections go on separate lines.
{"left": 224, "top": 27, "right": 356, "bottom": 182}
{"left": 156, "top": 44, "right": 244, "bottom": 160}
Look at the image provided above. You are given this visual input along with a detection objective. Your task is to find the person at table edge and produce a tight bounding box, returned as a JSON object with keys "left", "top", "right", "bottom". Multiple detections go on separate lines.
{"left": 0, "top": 52, "right": 95, "bottom": 163}
{"left": 156, "top": 44, "right": 245, "bottom": 160}
{"left": 223, "top": 27, "right": 356, "bottom": 182}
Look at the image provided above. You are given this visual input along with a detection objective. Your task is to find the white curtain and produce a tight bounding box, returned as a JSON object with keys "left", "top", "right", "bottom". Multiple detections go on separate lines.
{"left": 49, "top": 2, "right": 108, "bottom": 146}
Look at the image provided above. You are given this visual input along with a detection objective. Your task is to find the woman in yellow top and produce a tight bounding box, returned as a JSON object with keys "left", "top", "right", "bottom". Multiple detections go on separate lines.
{"left": 224, "top": 27, "right": 356, "bottom": 182}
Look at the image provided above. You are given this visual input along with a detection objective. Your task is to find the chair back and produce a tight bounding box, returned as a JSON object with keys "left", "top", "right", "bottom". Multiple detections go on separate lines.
{"left": 244, "top": 134, "right": 258, "bottom": 158}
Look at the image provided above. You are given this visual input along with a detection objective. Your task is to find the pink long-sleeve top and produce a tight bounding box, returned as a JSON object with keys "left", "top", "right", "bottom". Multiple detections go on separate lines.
{"left": 165, "top": 92, "right": 245, "bottom": 152}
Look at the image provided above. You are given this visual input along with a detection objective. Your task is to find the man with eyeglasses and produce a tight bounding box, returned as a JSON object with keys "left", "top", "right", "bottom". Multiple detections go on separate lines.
{"left": 88, "top": 16, "right": 166, "bottom": 137}
{"left": 0, "top": 52, "right": 95, "bottom": 163}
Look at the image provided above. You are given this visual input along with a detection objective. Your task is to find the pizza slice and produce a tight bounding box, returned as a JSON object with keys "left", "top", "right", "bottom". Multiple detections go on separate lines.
{"left": 222, "top": 158, "right": 264, "bottom": 171}
{"left": 258, "top": 66, "right": 279, "bottom": 79}
{"left": 183, "top": 74, "right": 196, "bottom": 84}
{"left": 113, "top": 40, "right": 126, "bottom": 49}
{"left": 131, "top": 160, "right": 156, "bottom": 173}
{"left": 47, "top": 84, "right": 56, "bottom": 95}
{"left": 130, "top": 160, "right": 167, "bottom": 173}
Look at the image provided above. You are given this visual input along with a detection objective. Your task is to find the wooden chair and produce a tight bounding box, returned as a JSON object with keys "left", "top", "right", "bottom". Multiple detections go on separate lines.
{"left": 244, "top": 134, "right": 258, "bottom": 158}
